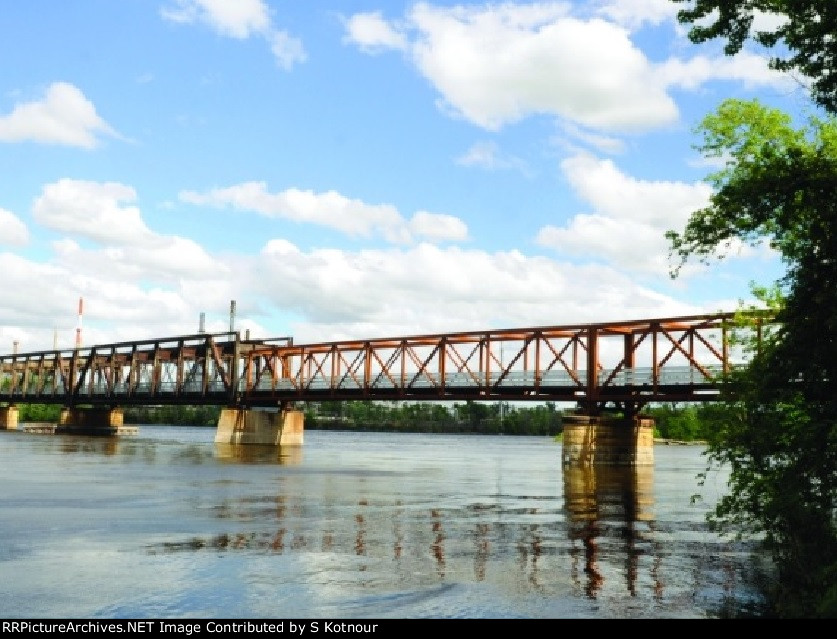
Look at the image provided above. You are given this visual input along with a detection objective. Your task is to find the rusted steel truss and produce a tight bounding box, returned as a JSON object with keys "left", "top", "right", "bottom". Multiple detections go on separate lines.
{"left": 238, "top": 312, "right": 744, "bottom": 412}
{"left": 0, "top": 333, "right": 250, "bottom": 407}
{"left": 0, "top": 313, "right": 755, "bottom": 411}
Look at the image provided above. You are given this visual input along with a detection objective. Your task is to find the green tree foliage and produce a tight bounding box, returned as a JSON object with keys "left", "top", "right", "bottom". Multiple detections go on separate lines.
{"left": 672, "top": 1, "right": 837, "bottom": 114}
{"left": 304, "top": 400, "right": 563, "bottom": 436}
{"left": 122, "top": 404, "right": 221, "bottom": 426}
{"left": 17, "top": 403, "right": 61, "bottom": 422}
{"left": 668, "top": 98, "right": 837, "bottom": 617}
{"left": 646, "top": 404, "right": 712, "bottom": 441}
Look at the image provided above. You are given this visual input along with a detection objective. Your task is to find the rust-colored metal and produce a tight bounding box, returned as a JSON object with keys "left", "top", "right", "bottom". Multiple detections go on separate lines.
{"left": 0, "top": 312, "right": 767, "bottom": 411}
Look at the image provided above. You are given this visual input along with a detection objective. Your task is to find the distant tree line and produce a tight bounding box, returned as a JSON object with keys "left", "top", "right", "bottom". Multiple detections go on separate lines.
{"left": 304, "top": 400, "right": 564, "bottom": 436}
{"left": 8, "top": 400, "right": 734, "bottom": 441}
{"left": 122, "top": 404, "right": 221, "bottom": 426}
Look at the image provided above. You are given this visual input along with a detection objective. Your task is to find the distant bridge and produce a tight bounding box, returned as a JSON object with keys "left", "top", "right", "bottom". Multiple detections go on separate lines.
{"left": 0, "top": 312, "right": 760, "bottom": 415}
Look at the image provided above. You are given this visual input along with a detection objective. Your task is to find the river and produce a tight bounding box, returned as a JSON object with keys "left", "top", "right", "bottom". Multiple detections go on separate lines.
{"left": 0, "top": 426, "right": 767, "bottom": 619}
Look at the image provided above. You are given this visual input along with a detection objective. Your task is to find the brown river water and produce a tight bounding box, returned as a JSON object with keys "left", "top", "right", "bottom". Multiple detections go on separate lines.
{"left": 0, "top": 426, "right": 766, "bottom": 619}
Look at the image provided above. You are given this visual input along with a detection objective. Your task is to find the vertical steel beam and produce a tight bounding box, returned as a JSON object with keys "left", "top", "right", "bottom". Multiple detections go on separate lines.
{"left": 586, "top": 327, "right": 598, "bottom": 408}
{"left": 534, "top": 333, "right": 541, "bottom": 391}
{"left": 439, "top": 337, "right": 447, "bottom": 394}
{"left": 652, "top": 322, "right": 659, "bottom": 389}
{"left": 722, "top": 319, "right": 729, "bottom": 373}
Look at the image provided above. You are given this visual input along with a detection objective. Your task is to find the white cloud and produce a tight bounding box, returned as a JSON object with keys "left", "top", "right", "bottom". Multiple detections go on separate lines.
{"left": 559, "top": 122, "right": 626, "bottom": 154}
{"left": 343, "top": 3, "right": 676, "bottom": 132}
{"left": 408, "top": 5, "right": 675, "bottom": 131}
{"left": 409, "top": 211, "right": 469, "bottom": 242}
{"left": 345, "top": 3, "right": 798, "bottom": 134}
{"left": 0, "top": 229, "right": 233, "bottom": 349}
{"left": 659, "top": 50, "right": 795, "bottom": 91}
{"left": 33, "top": 180, "right": 222, "bottom": 282}
{"left": 179, "top": 182, "right": 468, "bottom": 245}
{"left": 269, "top": 30, "right": 307, "bottom": 70}
{"left": 251, "top": 239, "right": 703, "bottom": 343}
{"left": 0, "top": 249, "right": 217, "bottom": 348}
{"left": 0, "top": 252, "right": 70, "bottom": 324}
{"left": 455, "top": 141, "right": 529, "bottom": 172}
{"left": 161, "top": 0, "right": 270, "bottom": 37}
{"left": 343, "top": 11, "right": 407, "bottom": 52}
{"left": 33, "top": 179, "right": 153, "bottom": 245}
{"left": 595, "top": 0, "right": 678, "bottom": 30}
{"left": 561, "top": 153, "right": 710, "bottom": 227}
{"left": 535, "top": 153, "right": 712, "bottom": 273}
{"left": 0, "top": 208, "right": 29, "bottom": 246}
{"left": 161, "top": 0, "right": 306, "bottom": 69}
{"left": 92, "top": 236, "right": 221, "bottom": 280}
{"left": 2, "top": 182, "right": 725, "bottom": 355}
{"left": 0, "top": 83, "right": 119, "bottom": 148}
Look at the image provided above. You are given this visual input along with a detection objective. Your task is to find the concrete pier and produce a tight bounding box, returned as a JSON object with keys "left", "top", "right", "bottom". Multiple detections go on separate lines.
{"left": 561, "top": 414, "right": 655, "bottom": 466}
{"left": 0, "top": 405, "right": 19, "bottom": 430}
{"left": 55, "top": 407, "right": 125, "bottom": 436}
{"left": 214, "top": 407, "right": 304, "bottom": 446}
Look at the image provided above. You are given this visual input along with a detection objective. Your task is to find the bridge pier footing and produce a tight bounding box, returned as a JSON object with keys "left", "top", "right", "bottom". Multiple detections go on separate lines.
{"left": 55, "top": 407, "right": 124, "bottom": 436}
{"left": 0, "top": 405, "right": 19, "bottom": 430}
{"left": 562, "top": 414, "right": 654, "bottom": 466}
{"left": 214, "top": 407, "right": 304, "bottom": 446}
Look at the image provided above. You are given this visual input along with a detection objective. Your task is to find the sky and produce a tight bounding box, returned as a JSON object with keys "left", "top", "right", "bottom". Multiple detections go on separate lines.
{"left": 0, "top": 0, "right": 818, "bottom": 355}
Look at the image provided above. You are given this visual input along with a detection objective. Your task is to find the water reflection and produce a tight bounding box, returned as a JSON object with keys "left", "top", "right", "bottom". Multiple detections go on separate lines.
{"left": 59, "top": 436, "right": 119, "bottom": 456}
{"left": 214, "top": 443, "right": 303, "bottom": 465}
{"left": 563, "top": 463, "right": 657, "bottom": 599}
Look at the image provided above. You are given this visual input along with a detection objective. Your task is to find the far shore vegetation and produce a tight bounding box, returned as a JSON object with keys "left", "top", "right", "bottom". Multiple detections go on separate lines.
{"left": 12, "top": 399, "right": 727, "bottom": 441}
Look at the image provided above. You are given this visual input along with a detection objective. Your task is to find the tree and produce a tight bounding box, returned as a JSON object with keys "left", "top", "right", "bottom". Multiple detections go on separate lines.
{"left": 671, "top": 1, "right": 837, "bottom": 114}
{"left": 668, "top": 97, "right": 837, "bottom": 617}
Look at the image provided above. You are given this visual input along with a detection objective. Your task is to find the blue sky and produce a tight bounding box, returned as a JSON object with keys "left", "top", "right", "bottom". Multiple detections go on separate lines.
{"left": 0, "top": 0, "right": 815, "bottom": 353}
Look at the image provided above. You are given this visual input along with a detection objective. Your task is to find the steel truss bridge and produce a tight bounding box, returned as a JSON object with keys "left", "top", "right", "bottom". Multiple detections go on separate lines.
{"left": 0, "top": 312, "right": 760, "bottom": 414}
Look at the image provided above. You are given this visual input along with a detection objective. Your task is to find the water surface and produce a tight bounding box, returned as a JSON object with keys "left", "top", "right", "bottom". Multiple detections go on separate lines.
{"left": 0, "top": 426, "right": 763, "bottom": 619}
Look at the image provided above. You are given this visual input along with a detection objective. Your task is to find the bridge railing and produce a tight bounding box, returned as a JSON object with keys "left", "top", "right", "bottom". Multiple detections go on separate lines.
{"left": 248, "top": 365, "right": 725, "bottom": 392}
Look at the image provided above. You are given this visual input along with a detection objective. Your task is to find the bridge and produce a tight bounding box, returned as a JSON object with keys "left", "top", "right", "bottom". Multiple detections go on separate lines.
{"left": 0, "top": 311, "right": 764, "bottom": 464}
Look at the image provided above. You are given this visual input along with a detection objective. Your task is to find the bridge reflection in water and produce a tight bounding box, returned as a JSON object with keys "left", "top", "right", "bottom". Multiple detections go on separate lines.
{"left": 139, "top": 436, "right": 662, "bottom": 602}
{"left": 564, "top": 463, "right": 656, "bottom": 599}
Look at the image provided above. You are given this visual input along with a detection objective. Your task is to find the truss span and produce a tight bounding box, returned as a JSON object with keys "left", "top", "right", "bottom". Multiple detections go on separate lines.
{"left": 0, "top": 312, "right": 768, "bottom": 412}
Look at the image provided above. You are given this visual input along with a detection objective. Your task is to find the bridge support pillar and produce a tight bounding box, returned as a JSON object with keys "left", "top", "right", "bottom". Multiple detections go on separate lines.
{"left": 0, "top": 405, "right": 19, "bottom": 430}
{"left": 215, "top": 408, "right": 304, "bottom": 446}
{"left": 55, "top": 407, "right": 123, "bottom": 436}
{"left": 562, "top": 414, "right": 654, "bottom": 466}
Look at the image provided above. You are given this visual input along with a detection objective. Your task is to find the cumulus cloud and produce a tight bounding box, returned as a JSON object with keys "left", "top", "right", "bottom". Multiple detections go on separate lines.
{"left": 343, "top": 11, "right": 407, "bottom": 52}
{"left": 252, "top": 239, "right": 703, "bottom": 343}
{"left": 411, "top": 5, "right": 674, "bottom": 131}
{"left": 343, "top": 2, "right": 796, "bottom": 133}
{"left": 29, "top": 178, "right": 221, "bottom": 285}
{"left": 33, "top": 179, "right": 153, "bottom": 245}
{"left": 409, "top": 211, "right": 469, "bottom": 242}
{"left": 0, "top": 83, "right": 119, "bottom": 148}
{"left": 344, "top": 3, "right": 675, "bottom": 131}
{"left": 0, "top": 208, "right": 29, "bottom": 246}
{"left": 0, "top": 252, "right": 77, "bottom": 327}
{"left": 3, "top": 179, "right": 719, "bottom": 354}
{"left": 535, "top": 153, "right": 713, "bottom": 273}
{"left": 0, "top": 241, "right": 227, "bottom": 349}
{"left": 161, "top": 0, "right": 306, "bottom": 69}
{"left": 179, "top": 182, "right": 468, "bottom": 245}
